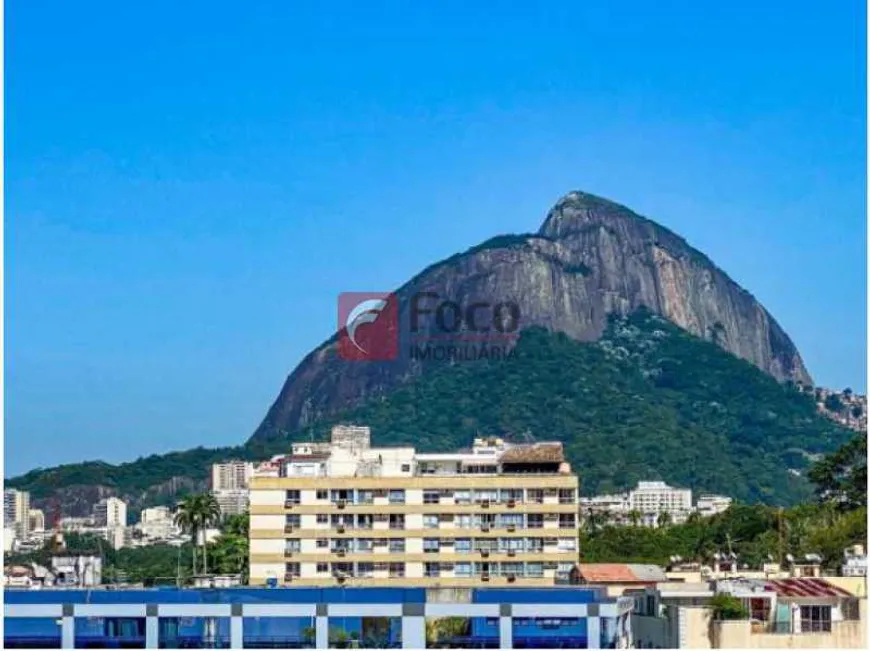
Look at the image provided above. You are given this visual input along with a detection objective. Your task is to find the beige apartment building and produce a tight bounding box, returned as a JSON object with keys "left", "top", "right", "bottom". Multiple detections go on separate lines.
{"left": 249, "top": 426, "right": 580, "bottom": 587}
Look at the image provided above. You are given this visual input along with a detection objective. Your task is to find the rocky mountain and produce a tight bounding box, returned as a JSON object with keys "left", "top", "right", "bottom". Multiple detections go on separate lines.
{"left": 253, "top": 191, "right": 811, "bottom": 441}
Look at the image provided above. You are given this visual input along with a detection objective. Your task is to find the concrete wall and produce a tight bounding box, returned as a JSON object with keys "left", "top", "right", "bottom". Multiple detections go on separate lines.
{"left": 712, "top": 619, "right": 866, "bottom": 649}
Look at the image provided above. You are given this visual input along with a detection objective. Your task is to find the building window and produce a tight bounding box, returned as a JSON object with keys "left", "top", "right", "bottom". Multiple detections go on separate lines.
{"left": 454, "top": 490, "right": 472, "bottom": 505}
{"left": 800, "top": 605, "right": 832, "bottom": 632}
{"left": 285, "top": 490, "right": 301, "bottom": 505}
{"left": 388, "top": 538, "right": 405, "bottom": 553}
{"left": 389, "top": 515, "right": 405, "bottom": 530}
{"left": 316, "top": 538, "right": 328, "bottom": 548}
{"left": 558, "top": 489, "right": 576, "bottom": 504}
{"left": 455, "top": 562, "right": 472, "bottom": 577}
{"left": 284, "top": 563, "right": 300, "bottom": 578}
{"left": 401, "top": 464, "right": 411, "bottom": 472}
{"left": 527, "top": 514, "right": 544, "bottom": 529}
{"left": 455, "top": 538, "right": 472, "bottom": 553}
{"left": 316, "top": 489, "right": 328, "bottom": 500}
{"left": 423, "top": 514, "right": 440, "bottom": 529}
{"left": 389, "top": 563, "right": 405, "bottom": 578}
{"left": 527, "top": 538, "right": 543, "bottom": 553}
{"left": 316, "top": 562, "right": 328, "bottom": 573}
{"left": 424, "top": 563, "right": 440, "bottom": 578}
{"left": 423, "top": 490, "right": 440, "bottom": 504}
{"left": 559, "top": 514, "right": 576, "bottom": 528}
{"left": 423, "top": 538, "right": 440, "bottom": 553}
{"left": 527, "top": 489, "right": 544, "bottom": 504}
{"left": 316, "top": 514, "right": 329, "bottom": 524}
{"left": 284, "top": 540, "right": 301, "bottom": 553}
{"left": 526, "top": 562, "right": 544, "bottom": 578}
{"left": 500, "top": 489, "right": 523, "bottom": 503}
{"left": 388, "top": 490, "right": 405, "bottom": 504}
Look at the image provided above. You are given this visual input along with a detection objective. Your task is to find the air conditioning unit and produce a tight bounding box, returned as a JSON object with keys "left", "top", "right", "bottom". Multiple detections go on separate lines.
{"left": 481, "top": 550, "right": 490, "bottom": 558}
{"left": 337, "top": 550, "right": 346, "bottom": 557}
{"left": 481, "top": 574, "right": 490, "bottom": 582}
{"left": 285, "top": 501, "right": 295, "bottom": 508}
{"left": 507, "top": 550, "right": 516, "bottom": 557}
{"left": 481, "top": 500, "right": 490, "bottom": 508}
{"left": 507, "top": 499, "right": 516, "bottom": 508}
{"left": 507, "top": 525, "right": 516, "bottom": 532}
{"left": 284, "top": 526, "right": 294, "bottom": 533}
{"left": 337, "top": 500, "right": 346, "bottom": 509}
{"left": 337, "top": 526, "right": 346, "bottom": 533}
{"left": 507, "top": 574, "right": 516, "bottom": 583}
{"left": 481, "top": 525, "right": 490, "bottom": 532}
{"left": 284, "top": 551, "right": 294, "bottom": 557}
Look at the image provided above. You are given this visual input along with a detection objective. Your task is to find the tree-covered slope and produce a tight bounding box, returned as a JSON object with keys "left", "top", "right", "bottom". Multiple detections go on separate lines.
{"left": 299, "top": 310, "right": 849, "bottom": 505}
{"left": 8, "top": 310, "right": 850, "bottom": 511}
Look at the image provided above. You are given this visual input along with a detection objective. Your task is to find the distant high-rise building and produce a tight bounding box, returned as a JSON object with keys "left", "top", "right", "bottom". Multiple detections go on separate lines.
{"left": 628, "top": 481, "right": 692, "bottom": 526}
{"left": 28, "top": 508, "right": 46, "bottom": 533}
{"left": 695, "top": 494, "right": 732, "bottom": 517}
{"left": 212, "top": 461, "right": 254, "bottom": 491}
{"left": 93, "top": 497, "right": 127, "bottom": 528}
{"left": 4, "top": 489, "right": 31, "bottom": 539}
{"left": 213, "top": 489, "right": 250, "bottom": 518}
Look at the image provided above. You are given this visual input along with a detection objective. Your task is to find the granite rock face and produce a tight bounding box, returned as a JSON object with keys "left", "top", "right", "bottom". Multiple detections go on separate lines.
{"left": 251, "top": 191, "right": 811, "bottom": 441}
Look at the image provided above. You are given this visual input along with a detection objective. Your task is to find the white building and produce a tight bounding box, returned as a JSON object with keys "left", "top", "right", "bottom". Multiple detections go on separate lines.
{"left": 4, "top": 489, "right": 31, "bottom": 539}
{"left": 28, "top": 508, "right": 46, "bottom": 534}
{"left": 842, "top": 544, "right": 867, "bottom": 577}
{"left": 249, "top": 427, "right": 579, "bottom": 587}
{"left": 580, "top": 493, "right": 630, "bottom": 521}
{"left": 212, "top": 461, "right": 254, "bottom": 491}
{"left": 93, "top": 497, "right": 127, "bottom": 527}
{"left": 628, "top": 481, "right": 692, "bottom": 526}
{"left": 3, "top": 526, "right": 17, "bottom": 552}
{"left": 51, "top": 554, "right": 102, "bottom": 587}
{"left": 696, "top": 494, "right": 732, "bottom": 517}
{"left": 213, "top": 489, "right": 249, "bottom": 518}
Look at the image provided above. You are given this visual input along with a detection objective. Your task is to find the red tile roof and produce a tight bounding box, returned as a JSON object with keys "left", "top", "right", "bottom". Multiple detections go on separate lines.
{"left": 765, "top": 578, "right": 853, "bottom": 598}
{"left": 578, "top": 563, "right": 666, "bottom": 583}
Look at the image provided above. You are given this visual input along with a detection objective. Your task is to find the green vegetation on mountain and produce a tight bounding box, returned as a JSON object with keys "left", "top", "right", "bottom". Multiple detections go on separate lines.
{"left": 582, "top": 435, "right": 867, "bottom": 567}
{"left": 7, "top": 310, "right": 852, "bottom": 509}
{"left": 301, "top": 310, "right": 850, "bottom": 504}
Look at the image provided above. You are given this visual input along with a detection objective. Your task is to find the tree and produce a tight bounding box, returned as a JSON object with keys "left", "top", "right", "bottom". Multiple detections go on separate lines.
{"left": 175, "top": 493, "right": 222, "bottom": 574}
{"left": 808, "top": 435, "right": 867, "bottom": 510}
{"left": 627, "top": 510, "right": 643, "bottom": 527}
{"left": 656, "top": 511, "right": 672, "bottom": 528}
{"left": 583, "top": 511, "right": 608, "bottom": 535}
{"left": 710, "top": 594, "right": 748, "bottom": 620}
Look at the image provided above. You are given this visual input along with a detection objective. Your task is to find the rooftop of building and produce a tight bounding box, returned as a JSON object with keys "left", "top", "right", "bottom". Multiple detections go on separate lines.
{"left": 256, "top": 427, "right": 572, "bottom": 478}
{"left": 577, "top": 563, "right": 668, "bottom": 584}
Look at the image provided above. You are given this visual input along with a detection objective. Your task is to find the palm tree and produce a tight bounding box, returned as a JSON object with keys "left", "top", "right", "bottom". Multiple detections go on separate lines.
{"left": 175, "top": 493, "right": 222, "bottom": 575}
{"left": 174, "top": 498, "right": 200, "bottom": 575}
{"left": 656, "top": 511, "right": 672, "bottom": 528}
{"left": 627, "top": 510, "right": 643, "bottom": 527}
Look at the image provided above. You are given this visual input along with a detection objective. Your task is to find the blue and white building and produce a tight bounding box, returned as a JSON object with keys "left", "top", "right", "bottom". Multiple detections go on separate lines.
{"left": 4, "top": 586, "right": 633, "bottom": 648}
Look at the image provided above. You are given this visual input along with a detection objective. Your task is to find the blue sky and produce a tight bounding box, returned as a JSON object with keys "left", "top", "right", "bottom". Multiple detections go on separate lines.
{"left": 5, "top": 1, "right": 866, "bottom": 475}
